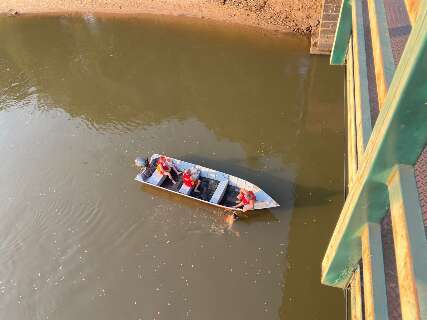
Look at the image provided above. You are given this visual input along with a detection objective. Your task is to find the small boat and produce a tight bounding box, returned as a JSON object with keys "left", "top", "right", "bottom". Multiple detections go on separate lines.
{"left": 134, "top": 154, "right": 280, "bottom": 211}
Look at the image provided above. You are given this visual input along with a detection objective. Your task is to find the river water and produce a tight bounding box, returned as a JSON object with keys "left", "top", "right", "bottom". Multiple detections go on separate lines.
{"left": 0, "top": 15, "right": 344, "bottom": 320}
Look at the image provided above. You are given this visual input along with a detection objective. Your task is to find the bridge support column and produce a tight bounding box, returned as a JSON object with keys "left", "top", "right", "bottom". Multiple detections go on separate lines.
{"left": 361, "top": 223, "right": 389, "bottom": 320}
{"left": 387, "top": 164, "right": 427, "bottom": 320}
{"left": 351, "top": 266, "right": 364, "bottom": 320}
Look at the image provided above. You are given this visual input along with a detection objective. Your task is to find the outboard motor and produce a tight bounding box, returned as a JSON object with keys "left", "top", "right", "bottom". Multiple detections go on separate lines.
{"left": 135, "top": 156, "right": 149, "bottom": 169}
{"left": 135, "top": 156, "right": 155, "bottom": 181}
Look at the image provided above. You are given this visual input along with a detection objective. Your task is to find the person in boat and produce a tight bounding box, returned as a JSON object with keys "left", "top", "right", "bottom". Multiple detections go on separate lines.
{"left": 182, "top": 167, "right": 201, "bottom": 193}
{"left": 233, "top": 188, "right": 256, "bottom": 212}
{"left": 156, "top": 155, "right": 181, "bottom": 184}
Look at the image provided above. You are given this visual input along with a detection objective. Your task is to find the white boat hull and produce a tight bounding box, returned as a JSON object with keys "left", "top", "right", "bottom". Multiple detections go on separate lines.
{"left": 135, "top": 154, "right": 280, "bottom": 211}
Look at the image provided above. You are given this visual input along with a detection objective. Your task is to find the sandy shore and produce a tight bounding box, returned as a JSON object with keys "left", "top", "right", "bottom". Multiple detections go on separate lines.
{"left": 1, "top": 0, "right": 321, "bottom": 35}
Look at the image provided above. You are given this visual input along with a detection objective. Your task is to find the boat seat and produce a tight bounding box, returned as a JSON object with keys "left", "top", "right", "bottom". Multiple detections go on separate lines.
{"left": 146, "top": 169, "right": 167, "bottom": 186}
{"left": 179, "top": 170, "right": 201, "bottom": 195}
{"left": 179, "top": 183, "right": 192, "bottom": 195}
{"left": 209, "top": 180, "right": 228, "bottom": 204}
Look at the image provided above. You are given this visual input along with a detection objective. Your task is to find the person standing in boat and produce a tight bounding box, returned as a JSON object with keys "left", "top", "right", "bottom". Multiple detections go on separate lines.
{"left": 233, "top": 188, "right": 256, "bottom": 212}
{"left": 156, "top": 155, "right": 181, "bottom": 184}
{"left": 182, "top": 168, "right": 201, "bottom": 193}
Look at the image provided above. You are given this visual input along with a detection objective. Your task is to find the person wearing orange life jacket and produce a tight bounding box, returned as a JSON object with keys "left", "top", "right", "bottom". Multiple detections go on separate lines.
{"left": 156, "top": 155, "right": 181, "bottom": 184}
{"left": 182, "top": 168, "right": 201, "bottom": 193}
{"left": 233, "top": 188, "right": 256, "bottom": 212}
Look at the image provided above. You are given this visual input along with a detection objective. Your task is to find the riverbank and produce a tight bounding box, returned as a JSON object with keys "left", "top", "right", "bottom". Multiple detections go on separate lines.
{"left": 1, "top": 0, "right": 321, "bottom": 35}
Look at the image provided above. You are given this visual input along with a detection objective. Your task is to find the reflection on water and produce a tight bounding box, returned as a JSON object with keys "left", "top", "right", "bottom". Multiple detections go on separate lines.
{"left": 0, "top": 15, "right": 344, "bottom": 319}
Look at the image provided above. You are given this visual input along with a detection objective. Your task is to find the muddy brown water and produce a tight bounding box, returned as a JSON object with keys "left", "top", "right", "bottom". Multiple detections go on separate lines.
{"left": 0, "top": 15, "right": 345, "bottom": 320}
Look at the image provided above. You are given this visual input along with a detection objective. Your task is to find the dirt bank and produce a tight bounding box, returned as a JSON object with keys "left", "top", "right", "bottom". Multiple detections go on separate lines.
{"left": 1, "top": 0, "right": 322, "bottom": 35}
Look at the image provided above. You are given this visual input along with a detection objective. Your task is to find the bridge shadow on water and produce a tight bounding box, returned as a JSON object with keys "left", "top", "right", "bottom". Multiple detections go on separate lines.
{"left": 183, "top": 155, "right": 340, "bottom": 209}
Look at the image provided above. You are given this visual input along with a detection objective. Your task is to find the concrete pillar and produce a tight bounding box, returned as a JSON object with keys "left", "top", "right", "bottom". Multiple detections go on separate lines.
{"left": 310, "top": 0, "right": 342, "bottom": 54}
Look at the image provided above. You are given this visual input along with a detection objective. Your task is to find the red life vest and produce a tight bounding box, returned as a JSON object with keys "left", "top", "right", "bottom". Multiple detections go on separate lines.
{"left": 157, "top": 156, "right": 170, "bottom": 174}
{"left": 183, "top": 171, "right": 196, "bottom": 187}
{"left": 242, "top": 191, "right": 256, "bottom": 205}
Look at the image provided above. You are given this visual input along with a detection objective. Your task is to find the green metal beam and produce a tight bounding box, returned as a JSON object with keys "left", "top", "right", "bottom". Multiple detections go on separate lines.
{"left": 330, "top": 0, "right": 352, "bottom": 65}
{"left": 352, "top": 0, "right": 372, "bottom": 161}
{"left": 346, "top": 37, "right": 358, "bottom": 186}
{"left": 322, "top": 2, "right": 427, "bottom": 288}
